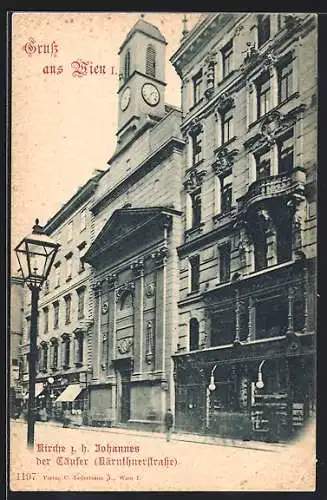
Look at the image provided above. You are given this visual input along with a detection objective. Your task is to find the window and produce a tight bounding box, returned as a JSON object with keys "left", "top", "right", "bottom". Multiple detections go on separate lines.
{"left": 219, "top": 243, "right": 231, "bottom": 283}
{"left": 189, "top": 255, "right": 200, "bottom": 293}
{"left": 54, "top": 263, "right": 61, "bottom": 288}
{"left": 40, "top": 342, "right": 48, "bottom": 372}
{"left": 193, "top": 70, "right": 203, "bottom": 105}
{"left": 66, "top": 255, "right": 72, "bottom": 281}
{"left": 124, "top": 51, "right": 131, "bottom": 82}
{"left": 80, "top": 209, "right": 86, "bottom": 232}
{"left": 257, "top": 14, "right": 271, "bottom": 47}
{"left": 191, "top": 189, "right": 202, "bottom": 228}
{"left": 64, "top": 294, "right": 72, "bottom": 324}
{"left": 220, "top": 173, "right": 232, "bottom": 213}
{"left": 255, "top": 296, "right": 288, "bottom": 339}
{"left": 50, "top": 339, "right": 58, "bottom": 370}
{"left": 78, "top": 243, "right": 86, "bottom": 273}
{"left": 211, "top": 309, "right": 236, "bottom": 346}
{"left": 257, "top": 71, "right": 271, "bottom": 118}
{"left": 77, "top": 287, "right": 86, "bottom": 319}
{"left": 278, "top": 129, "right": 294, "bottom": 174}
{"left": 74, "top": 332, "right": 84, "bottom": 366}
{"left": 254, "top": 229, "right": 268, "bottom": 272}
{"left": 255, "top": 148, "right": 271, "bottom": 180}
{"left": 221, "top": 40, "right": 233, "bottom": 79}
{"left": 276, "top": 211, "right": 293, "bottom": 264}
{"left": 44, "top": 279, "right": 49, "bottom": 295}
{"left": 53, "top": 301, "right": 59, "bottom": 329}
{"left": 278, "top": 55, "right": 293, "bottom": 103}
{"left": 62, "top": 335, "right": 70, "bottom": 369}
{"left": 43, "top": 307, "right": 49, "bottom": 334}
{"left": 192, "top": 131, "right": 202, "bottom": 165}
{"left": 145, "top": 44, "right": 156, "bottom": 77}
{"left": 221, "top": 108, "right": 234, "bottom": 145}
{"left": 67, "top": 221, "right": 73, "bottom": 242}
{"left": 189, "top": 318, "right": 200, "bottom": 351}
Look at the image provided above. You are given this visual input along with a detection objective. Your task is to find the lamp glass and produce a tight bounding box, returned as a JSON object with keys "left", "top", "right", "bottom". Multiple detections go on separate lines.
{"left": 256, "top": 380, "right": 264, "bottom": 389}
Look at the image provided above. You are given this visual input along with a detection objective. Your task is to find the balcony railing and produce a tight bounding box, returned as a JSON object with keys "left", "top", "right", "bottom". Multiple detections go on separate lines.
{"left": 238, "top": 173, "right": 294, "bottom": 210}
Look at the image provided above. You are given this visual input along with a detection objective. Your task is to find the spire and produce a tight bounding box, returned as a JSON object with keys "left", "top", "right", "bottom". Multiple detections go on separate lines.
{"left": 181, "top": 14, "right": 189, "bottom": 39}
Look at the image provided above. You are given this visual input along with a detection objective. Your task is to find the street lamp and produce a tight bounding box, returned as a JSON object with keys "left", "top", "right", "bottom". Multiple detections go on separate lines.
{"left": 208, "top": 364, "right": 218, "bottom": 392}
{"left": 15, "top": 219, "right": 60, "bottom": 448}
{"left": 256, "top": 360, "right": 266, "bottom": 390}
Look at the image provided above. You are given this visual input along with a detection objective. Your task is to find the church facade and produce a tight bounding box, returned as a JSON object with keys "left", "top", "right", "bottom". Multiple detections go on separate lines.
{"left": 83, "top": 19, "right": 184, "bottom": 427}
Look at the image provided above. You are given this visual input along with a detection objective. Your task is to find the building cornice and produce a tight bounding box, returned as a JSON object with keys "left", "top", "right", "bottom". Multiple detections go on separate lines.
{"left": 44, "top": 173, "right": 103, "bottom": 234}
{"left": 92, "top": 136, "right": 185, "bottom": 214}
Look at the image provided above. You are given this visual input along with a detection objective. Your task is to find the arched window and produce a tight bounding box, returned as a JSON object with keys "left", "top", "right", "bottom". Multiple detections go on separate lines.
{"left": 120, "top": 290, "right": 133, "bottom": 310}
{"left": 189, "top": 318, "right": 199, "bottom": 351}
{"left": 74, "top": 331, "right": 84, "bottom": 366}
{"left": 145, "top": 45, "right": 156, "bottom": 77}
{"left": 124, "top": 51, "right": 131, "bottom": 82}
{"left": 50, "top": 338, "right": 59, "bottom": 370}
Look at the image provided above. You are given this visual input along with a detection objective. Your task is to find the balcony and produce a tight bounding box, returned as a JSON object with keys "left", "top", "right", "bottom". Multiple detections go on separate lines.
{"left": 238, "top": 172, "right": 304, "bottom": 211}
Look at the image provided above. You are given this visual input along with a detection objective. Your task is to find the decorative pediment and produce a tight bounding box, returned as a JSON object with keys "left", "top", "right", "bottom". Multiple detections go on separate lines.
{"left": 84, "top": 207, "right": 177, "bottom": 265}
{"left": 183, "top": 168, "right": 206, "bottom": 193}
{"left": 214, "top": 92, "right": 234, "bottom": 116}
{"left": 212, "top": 147, "right": 238, "bottom": 176}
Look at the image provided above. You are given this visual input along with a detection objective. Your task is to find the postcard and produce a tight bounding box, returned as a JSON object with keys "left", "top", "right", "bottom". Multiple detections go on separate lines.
{"left": 9, "top": 11, "right": 317, "bottom": 492}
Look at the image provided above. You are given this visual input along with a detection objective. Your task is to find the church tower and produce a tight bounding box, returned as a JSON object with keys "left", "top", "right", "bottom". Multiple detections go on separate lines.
{"left": 116, "top": 17, "right": 167, "bottom": 147}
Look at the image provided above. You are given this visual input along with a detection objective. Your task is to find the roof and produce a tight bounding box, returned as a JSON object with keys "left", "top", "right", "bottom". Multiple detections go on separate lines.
{"left": 119, "top": 18, "right": 167, "bottom": 53}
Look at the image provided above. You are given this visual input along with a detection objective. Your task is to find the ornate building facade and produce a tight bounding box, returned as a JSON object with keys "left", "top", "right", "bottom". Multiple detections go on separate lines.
{"left": 19, "top": 170, "right": 103, "bottom": 419}
{"left": 83, "top": 18, "right": 184, "bottom": 427}
{"left": 170, "top": 13, "right": 316, "bottom": 440}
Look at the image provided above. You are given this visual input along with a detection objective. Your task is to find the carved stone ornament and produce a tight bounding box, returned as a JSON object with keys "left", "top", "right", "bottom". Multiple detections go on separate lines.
{"left": 145, "top": 283, "right": 155, "bottom": 298}
{"left": 214, "top": 92, "right": 234, "bottom": 117}
{"left": 101, "top": 302, "right": 109, "bottom": 315}
{"left": 212, "top": 148, "right": 238, "bottom": 176}
{"left": 130, "top": 258, "right": 144, "bottom": 274}
{"left": 151, "top": 245, "right": 169, "bottom": 265}
{"left": 117, "top": 337, "right": 133, "bottom": 355}
{"left": 260, "top": 111, "right": 282, "bottom": 146}
{"left": 106, "top": 273, "right": 118, "bottom": 287}
{"left": 262, "top": 50, "right": 277, "bottom": 71}
{"left": 184, "top": 168, "right": 206, "bottom": 193}
{"left": 115, "top": 282, "right": 135, "bottom": 302}
{"left": 242, "top": 41, "right": 259, "bottom": 65}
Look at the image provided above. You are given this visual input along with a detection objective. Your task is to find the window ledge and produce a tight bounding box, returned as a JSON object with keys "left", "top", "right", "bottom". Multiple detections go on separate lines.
{"left": 65, "top": 320, "right": 71, "bottom": 326}
{"left": 187, "top": 158, "right": 204, "bottom": 172}
{"left": 66, "top": 276, "right": 72, "bottom": 283}
{"left": 78, "top": 269, "right": 85, "bottom": 275}
{"left": 248, "top": 91, "right": 300, "bottom": 131}
{"left": 187, "top": 290, "right": 201, "bottom": 297}
{"left": 185, "top": 223, "right": 204, "bottom": 239}
{"left": 217, "top": 69, "right": 237, "bottom": 87}
{"left": 213, "top": 209, "right": 236, "bottom": 224}
{"left": 54, "top": 284, "right": 60, "bottom": 289}
{"left": 213, "top": 136, "right": 237, "bottom": 156}
{"left": 75, "top": 362, "right": 83, "bottom": 368}
{"left": 189, "top": 97, "right": 204, "bottom": 113}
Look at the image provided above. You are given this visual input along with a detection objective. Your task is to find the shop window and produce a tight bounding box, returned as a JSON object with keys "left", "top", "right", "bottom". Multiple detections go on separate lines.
{"left": 256, "top": 71, "right": 271, "bottom": 119}
{"left": 211, "top": 309, "right": 236, "bottom": 346}
{"left": 53, "top": 301, "right": 59, "bottom": 329}
{"left": 64, "top": 294, "right": 72, "bottom": 324}
{"left": 191, "top": 189, "right": 202, "bottom": 227}
{"left": 278, "top": 129, "right": 294, "bottom": 175}
{"left": 193, "top": 69, "right": 203, "bottom": 105}
{"left": 221, "top": 108, "right": 234, "bottom": 145}
{"left": 192, "top": 130, "right": 202, "bottom": 166}
{"left": 278, "top": 54, "right": 293, "bottom": 103}
{"left": 219, "top": 242, "right": 231, "bottom": 283}
{"left": 255, "top": 296, "right": 288, "bottom": 339}
{"left": 77, "top": 287, "right": 86, "bottom": 319}
{"left": 189, "top": 255, "right": 200, "bottom": 293}
{"left": 221, "top": 39, "right": 233, "bottom": 79}
{"left": 255, "top": 147, "right": 271, "bottom": 180}
{"left": 189, "top": 318, "right": 199, "bottom": 351}
{"left": 124, "top": 51, "right": 131, "bottom": 82}
{"left": 257, "top": 14, "right": 271, "bottom": 47}
{"left": 220, "top": 173, "right": 232, "bottom": 213}
{"left": 145, "top": 44, "right": 156, "bottom": 77}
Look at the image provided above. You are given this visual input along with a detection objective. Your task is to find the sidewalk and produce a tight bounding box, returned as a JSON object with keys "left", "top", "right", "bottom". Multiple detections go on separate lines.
{"left": 13, "top": 418, "right": 286, "bottom": 453}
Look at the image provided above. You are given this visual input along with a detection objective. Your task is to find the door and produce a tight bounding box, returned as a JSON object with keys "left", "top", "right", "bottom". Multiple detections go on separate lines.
{"left": 121, "top": 382, "right": 131, "bottom": 423}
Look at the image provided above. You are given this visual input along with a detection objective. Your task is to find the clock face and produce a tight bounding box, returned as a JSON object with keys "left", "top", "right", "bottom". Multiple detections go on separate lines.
{"left": 141, "top": 83, "right": 160, "bottom": 107}
{"left": 120, "top": 87, "right": 131, "bottom": 111}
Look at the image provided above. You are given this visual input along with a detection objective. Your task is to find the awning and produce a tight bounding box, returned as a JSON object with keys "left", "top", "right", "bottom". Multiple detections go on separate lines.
{"left": 35, "top": 383, "right": 45, "bottom": 398}
{"left": 55, "top": 384, "right": 83, "bottom": 403}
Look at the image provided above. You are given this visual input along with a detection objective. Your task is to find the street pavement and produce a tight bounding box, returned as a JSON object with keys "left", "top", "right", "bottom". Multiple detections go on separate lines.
{"left": 9, "top": 419, "right": 316, "bottom": 492}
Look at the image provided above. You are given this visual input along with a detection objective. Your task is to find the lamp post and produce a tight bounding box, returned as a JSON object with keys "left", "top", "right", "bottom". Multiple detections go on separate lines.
{"left": 15, "top": 219, "right": 60, "bottom": 448}
{"left": 256, "top": 360, "right": 266, "bottom": 390}
{"left": 206, "top": 364, "right": 218, "bottom": 428}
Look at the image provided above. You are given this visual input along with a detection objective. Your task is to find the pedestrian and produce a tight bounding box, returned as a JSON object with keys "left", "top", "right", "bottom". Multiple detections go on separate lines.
{"left": 63, "top": 408, "right": 71, "bottom": 428}
{"left": 164, "top": 408, "right": 174, "bottom": 442}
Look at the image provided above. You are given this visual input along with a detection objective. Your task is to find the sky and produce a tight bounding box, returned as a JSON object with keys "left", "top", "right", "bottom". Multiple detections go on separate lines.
{"left": 11, "top": 12, "right": 203, "bottom": 272}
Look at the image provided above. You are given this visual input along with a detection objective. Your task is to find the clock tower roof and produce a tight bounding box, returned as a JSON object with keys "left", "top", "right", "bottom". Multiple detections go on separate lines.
{"left": 119, "top": 18, "right": 167, "bottom": 53}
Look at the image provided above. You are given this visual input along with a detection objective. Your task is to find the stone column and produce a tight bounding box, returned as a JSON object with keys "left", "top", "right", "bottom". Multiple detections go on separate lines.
{"left": 91, "top": 281, "right": 102, "bottom": 381}
{"left": 234, "top": 289, "right": 241, "bottom": 343}
{"left": 130, "top": 258, "right": 144, "bottom": 375}
{"left": 247, "top": 297, "right": 256, "bottom": 341}
{"left": 153, "top": 246, "right": 169, "bottom": 375}
{"left": 286, "top": 287, "right": 294, "bottom": 336}
{"left": 106, "top": 273, "right": 117, "bottom": 377}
